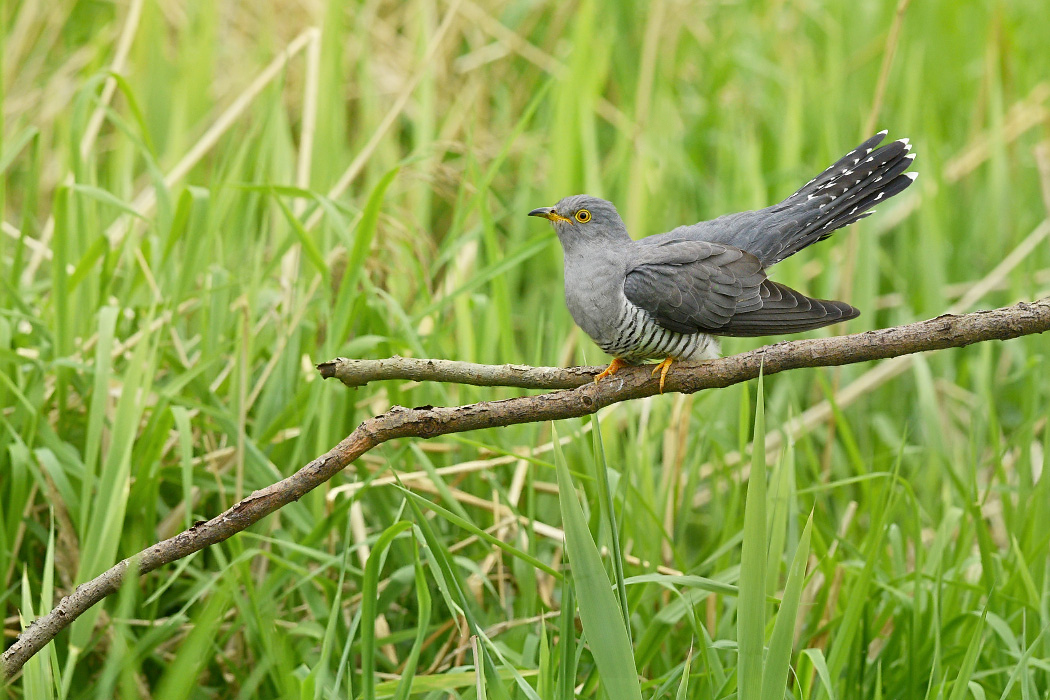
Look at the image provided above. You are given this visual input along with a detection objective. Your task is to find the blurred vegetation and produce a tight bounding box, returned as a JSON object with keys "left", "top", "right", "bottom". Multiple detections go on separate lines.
{"left": 2, "top": 0, "right": 1049, "bottom": 697}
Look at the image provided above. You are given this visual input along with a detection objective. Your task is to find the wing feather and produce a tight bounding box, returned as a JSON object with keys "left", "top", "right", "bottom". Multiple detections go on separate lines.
{"left": 715, "top": 282, "right": 859, "bottom": 337}
{"left": 622, "top": 241, "right": 858, "bottom": 337}
{"left": 622, "top": 241, "right": 766, "bottom": 332}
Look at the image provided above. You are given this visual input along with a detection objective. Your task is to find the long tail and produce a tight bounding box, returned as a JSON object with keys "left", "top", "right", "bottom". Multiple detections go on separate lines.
{"left": 765, "top": 131, "right": 917, "bottom": 265}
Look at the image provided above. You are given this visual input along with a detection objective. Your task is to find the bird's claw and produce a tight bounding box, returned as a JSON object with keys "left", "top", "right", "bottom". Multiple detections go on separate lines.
{"left": 594, "top": 357, "right": 629, "bottom": 384}
{"left": 651, "top": 357, "right": 675, "bottom": 393}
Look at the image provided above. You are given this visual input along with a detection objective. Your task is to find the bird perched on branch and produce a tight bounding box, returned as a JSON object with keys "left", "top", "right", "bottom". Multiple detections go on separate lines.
{"left": 529, "top": 130, "right": 917, "bottom": 392}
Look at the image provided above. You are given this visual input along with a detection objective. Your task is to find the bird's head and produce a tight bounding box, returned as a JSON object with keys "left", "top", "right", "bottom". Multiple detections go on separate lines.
{"left": 528, "top": 195, "right": 630, "bottom": 250}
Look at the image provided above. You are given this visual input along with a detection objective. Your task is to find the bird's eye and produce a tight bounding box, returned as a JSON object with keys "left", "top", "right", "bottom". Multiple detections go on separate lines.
{"left": 575, "top": 209, "right": 591, "bottom": 223}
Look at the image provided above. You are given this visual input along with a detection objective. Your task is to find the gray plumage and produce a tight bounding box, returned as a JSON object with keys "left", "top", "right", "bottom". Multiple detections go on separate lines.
{"left": 529, "top": 131, "right": 917, "bottom": 368}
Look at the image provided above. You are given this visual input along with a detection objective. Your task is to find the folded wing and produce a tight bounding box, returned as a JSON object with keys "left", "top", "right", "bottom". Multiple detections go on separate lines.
{"left": 711, "top": 280, "right": 860, "bottom": 337}
{"left": 623, "top": 240, "right": 859, "bottom": 337}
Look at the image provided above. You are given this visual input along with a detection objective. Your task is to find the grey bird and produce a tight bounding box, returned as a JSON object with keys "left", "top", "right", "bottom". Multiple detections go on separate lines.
{"left": 529, "top": 130, "right": 917, "bottom": 392}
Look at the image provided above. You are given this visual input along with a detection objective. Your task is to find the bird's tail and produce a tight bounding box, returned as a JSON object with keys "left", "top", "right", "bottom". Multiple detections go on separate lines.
{"left": 768, "top": 131, "right": 917, "bottom": 264}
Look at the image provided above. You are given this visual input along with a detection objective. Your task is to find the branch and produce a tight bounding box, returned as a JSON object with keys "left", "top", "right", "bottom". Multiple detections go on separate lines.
{"left": 4, "top": 298, "right": 1049, "bottom": 678}
{"left": 321, "top": 299, "right": 1050, "bottom": 391}
{"left": 317, "top": 356, "right": 595, "bottom": 389}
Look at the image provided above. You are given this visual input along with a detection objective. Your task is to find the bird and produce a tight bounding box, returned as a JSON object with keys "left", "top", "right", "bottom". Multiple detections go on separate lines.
{"left": 529, "top": 130, "right": 917, "bottom": 392}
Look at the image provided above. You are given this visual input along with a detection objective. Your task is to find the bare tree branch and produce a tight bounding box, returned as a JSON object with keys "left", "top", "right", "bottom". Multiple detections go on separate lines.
{"left": 317, "top": 356, "right": 596, "bottom": 389}
{"left": 320, "top": 300, "right": 1050, "bottom": 392}
{"left": 4, "top": 298, "right": 1049, "bottom": 679}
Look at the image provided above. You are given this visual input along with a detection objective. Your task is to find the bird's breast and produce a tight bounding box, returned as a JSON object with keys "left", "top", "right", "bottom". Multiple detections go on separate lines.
{"left": 562, "top": 250, "right": 721, "bottom": 361}
{"left": 562, "top": 256, "right": 628, "bottom": 347}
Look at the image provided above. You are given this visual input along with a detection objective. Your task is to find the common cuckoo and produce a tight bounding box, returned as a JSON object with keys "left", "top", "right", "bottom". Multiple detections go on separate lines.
{"left": 529, "top": 131, "right": 917, "bottom": 391}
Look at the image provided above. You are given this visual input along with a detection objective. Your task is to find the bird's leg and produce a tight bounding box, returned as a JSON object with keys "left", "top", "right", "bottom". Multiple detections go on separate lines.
{"left": 594, "top": 357, "right": 629, "bottom": 384}
{"left": 651, "top": 356, "right": 675, "bottom": 393}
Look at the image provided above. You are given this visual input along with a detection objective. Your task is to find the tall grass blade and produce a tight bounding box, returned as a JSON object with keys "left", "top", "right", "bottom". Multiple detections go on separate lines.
{"left": 738, "top": 373, "right": 767, "bottom": 699}
{"left": 589, "top": 413, "right": 630, "bottom": 634}
{"left": 153, "top": 586, "right": 232, "bottom": 700}
{"left": 675, "top": 645, "right": 693, "bottom": 700}
{"left": 404, "top": 496, "right": 512, "bottom": 700}
{"left": 360, "top": 520, "right": 414, "bottom": 700}
{"left": 553, "top": 425, "right": 643, "bottom": 700}
{"left": 946, "top": 608, "right": 988, "bottom": 700}
{"left": 557, "top": 576, "right": 578, "bottom": 700}
{"left": 762, "top": 513, "right": 813, "bottom": 700}
{"left": 391, "top": 543, "right": 433, "bottom": 700}
{"left": 801, "top": 648, "right": 837, "bottom": 700}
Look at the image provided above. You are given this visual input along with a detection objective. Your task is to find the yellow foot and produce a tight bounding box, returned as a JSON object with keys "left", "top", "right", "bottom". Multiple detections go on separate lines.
{"left": 594, "top": 357, "right": 629, "bottom": 384}
{"left": 651, "top": 356, "right": 675, "bottom": 393}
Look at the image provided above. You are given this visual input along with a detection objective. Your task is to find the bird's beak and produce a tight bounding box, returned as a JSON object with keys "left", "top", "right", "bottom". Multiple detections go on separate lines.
{"left": 528, "top": 207, "right": 573, "bottom": 224}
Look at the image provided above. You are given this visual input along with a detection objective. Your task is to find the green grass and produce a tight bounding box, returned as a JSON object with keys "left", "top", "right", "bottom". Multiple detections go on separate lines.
{"left": 3, "top": 0, "right": 1050, "bottom": 697}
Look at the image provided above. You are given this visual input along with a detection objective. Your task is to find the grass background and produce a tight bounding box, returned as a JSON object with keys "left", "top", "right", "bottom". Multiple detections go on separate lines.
{"left": 3, "top": 0, "right": 1050, "bottom": 697}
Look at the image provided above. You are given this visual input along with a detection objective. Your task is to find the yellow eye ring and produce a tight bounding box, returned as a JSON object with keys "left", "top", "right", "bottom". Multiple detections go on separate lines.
{"left": 575, "top": 209, "right": 591, "bottom": 223}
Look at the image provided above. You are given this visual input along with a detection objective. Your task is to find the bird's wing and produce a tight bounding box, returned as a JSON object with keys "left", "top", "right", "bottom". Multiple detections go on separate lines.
{"left": 623, "top": 240, "right": 859, "bottom": 337}
{"left": 622, "top": 241, "right": 767, "bottom": 333}
{"left": 711, "top": 281, "right": 860, "bottom": 337}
